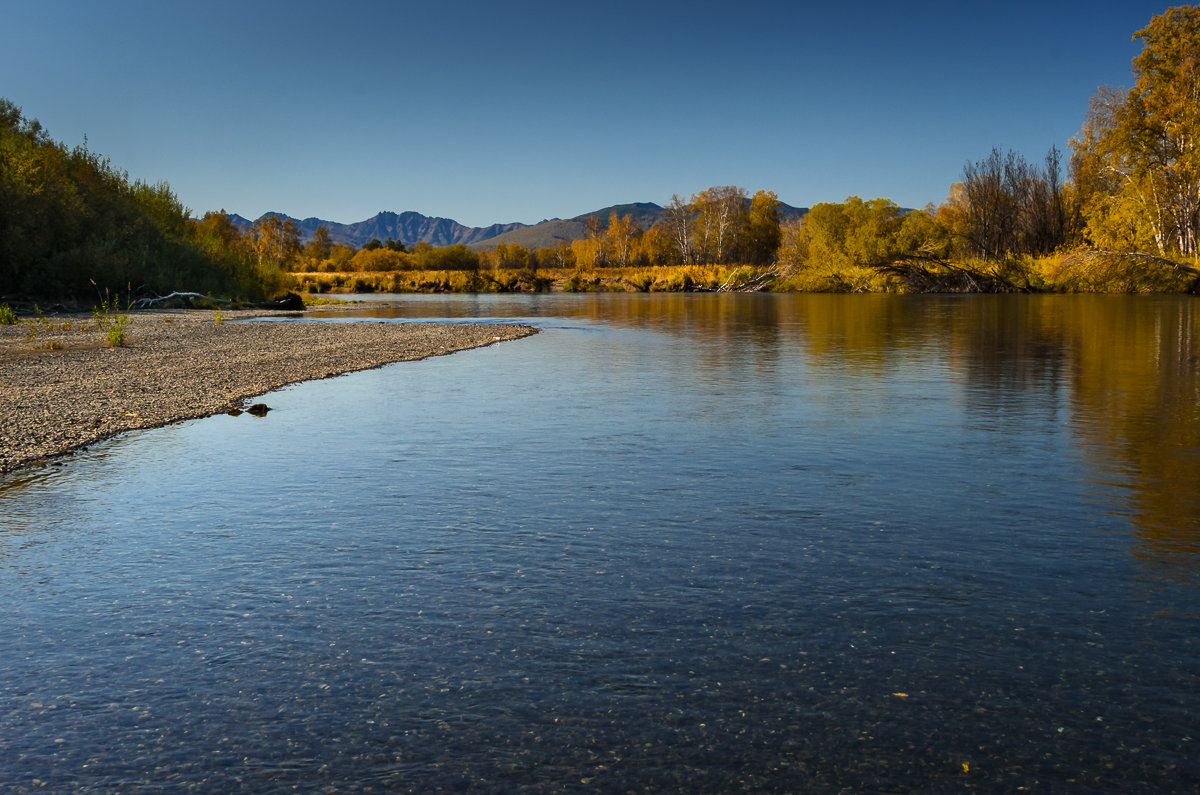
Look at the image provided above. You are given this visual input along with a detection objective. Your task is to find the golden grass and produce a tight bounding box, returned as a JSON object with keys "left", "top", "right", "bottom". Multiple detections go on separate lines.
{"left": 289, "top": 253, "right": 1200, "bottom": 295}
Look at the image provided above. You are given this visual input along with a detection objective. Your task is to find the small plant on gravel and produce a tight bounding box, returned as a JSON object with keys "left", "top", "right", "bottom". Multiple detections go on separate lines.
{"left": 104, "top": 315, "right": 130, "bottom": 346}
{"left": 90, "top": 280, "right": 132, "bottom": 347}
{"left": 22, "top": 305, "right": 50, "bottom": 340}
{"left": 0, "top": 304, "right": 15, "bottom": 325}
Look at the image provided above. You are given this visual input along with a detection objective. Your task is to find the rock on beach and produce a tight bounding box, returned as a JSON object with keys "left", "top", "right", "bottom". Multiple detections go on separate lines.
{"left": 0, "top": 309, "right": 535, "bottom": 474}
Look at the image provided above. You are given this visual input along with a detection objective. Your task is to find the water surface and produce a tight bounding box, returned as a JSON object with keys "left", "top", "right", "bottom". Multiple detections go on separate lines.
{"left": 2, "top": 294, "right": 1197, "bottom": 791}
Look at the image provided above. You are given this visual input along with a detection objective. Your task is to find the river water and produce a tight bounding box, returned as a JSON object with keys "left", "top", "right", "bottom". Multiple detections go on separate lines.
{"left": 1, "top": 293, "right": 1197, "bottom": 792}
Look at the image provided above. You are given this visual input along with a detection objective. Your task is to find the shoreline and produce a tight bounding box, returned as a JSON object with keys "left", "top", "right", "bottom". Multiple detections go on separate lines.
{"left": 0, "top": 309, "right": 536, "bottom": 475}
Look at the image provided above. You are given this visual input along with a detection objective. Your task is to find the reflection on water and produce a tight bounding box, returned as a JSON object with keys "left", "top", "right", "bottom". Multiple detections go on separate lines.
{"left": 1, "top": 293, "right": 1197, "bottom": 792}
{"left": 311, "top": 293, "right": 1200, "bottom": 570}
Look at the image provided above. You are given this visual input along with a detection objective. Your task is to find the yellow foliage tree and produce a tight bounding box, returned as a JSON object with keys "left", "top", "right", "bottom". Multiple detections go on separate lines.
{"left": 604, "top": 212, "right": 642, "bottom": 267}
{"left": 740, "top": 190, "right": 782, "bottom": 265}
{"left": 1071, "top": 6, "right": 1200, "bottom": 256}
{"left": 252, "top": 215, "right": 301, "bottom": 269}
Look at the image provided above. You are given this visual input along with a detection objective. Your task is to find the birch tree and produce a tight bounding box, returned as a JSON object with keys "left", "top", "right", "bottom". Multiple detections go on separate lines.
{"left": 665, "top": 194, "right": 693, "bottom": 265}
{"left": 1071, "top": 6, "right": 1200, "bottom": 256}
{"left": 692, "top": 185, "right": 747, "bottom": 263}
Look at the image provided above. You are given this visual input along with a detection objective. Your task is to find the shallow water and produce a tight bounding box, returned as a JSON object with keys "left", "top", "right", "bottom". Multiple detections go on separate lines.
{"left": 1, "top": 293, "right": 1197, "bottom": 792}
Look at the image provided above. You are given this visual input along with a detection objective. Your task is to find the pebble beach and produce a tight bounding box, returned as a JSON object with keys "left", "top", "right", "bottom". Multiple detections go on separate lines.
{"left": 0, "top": 309, "right": 535, "bottom": 474}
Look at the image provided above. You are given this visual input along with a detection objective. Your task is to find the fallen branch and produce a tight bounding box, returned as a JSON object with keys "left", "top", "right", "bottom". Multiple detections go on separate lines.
{"left": 1054, "top": 249, "right": 1200, "bottom": 293}
{"left": 717, "top": 265, "right": 782, "bottom": 292}
{"left": 130, "top": 291, "right": 233, "bottom": 310}
{"left": 1059, "top": 249, "right": 1200, "bottom": 278}
{"left": 871, "top": 253, "right": 1025, "bottom": 293}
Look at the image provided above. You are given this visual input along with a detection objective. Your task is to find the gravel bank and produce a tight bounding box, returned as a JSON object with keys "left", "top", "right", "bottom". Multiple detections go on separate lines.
{"left": 0, "top": 309, "right": 535, "bottom": 474}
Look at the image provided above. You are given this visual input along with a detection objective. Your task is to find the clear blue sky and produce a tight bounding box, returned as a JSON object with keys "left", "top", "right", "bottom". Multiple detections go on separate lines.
{"left": 0, "top": 0, "right": 1176, "bottom": 227}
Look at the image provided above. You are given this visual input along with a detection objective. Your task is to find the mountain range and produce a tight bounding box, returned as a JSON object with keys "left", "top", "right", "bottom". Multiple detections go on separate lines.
{"left": 226, "top": 210, "right": 525, "bottom": 248}
{"left": 228, "top": 200, "right": 809, "bottom": 251}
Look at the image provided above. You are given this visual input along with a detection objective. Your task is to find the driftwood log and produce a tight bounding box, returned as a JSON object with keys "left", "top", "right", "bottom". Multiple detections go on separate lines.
{"left": 130, "top": 291, "right": 304, "bottom": 310}
{"left": 130, "top": 292, "right": 233, "bottom": 310}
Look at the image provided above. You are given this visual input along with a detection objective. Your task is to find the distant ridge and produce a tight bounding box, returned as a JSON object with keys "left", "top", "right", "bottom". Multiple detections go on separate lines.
{"left": 227, "top": 210, "right": 527, "bottom": 248}
{"left": 227, "top": 200, "right": 808, "bottom": 250}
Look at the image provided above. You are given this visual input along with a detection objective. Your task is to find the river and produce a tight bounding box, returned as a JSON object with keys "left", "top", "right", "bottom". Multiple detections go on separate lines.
{"left": 1, "top": 293, "right": 1197, "bottom": 791}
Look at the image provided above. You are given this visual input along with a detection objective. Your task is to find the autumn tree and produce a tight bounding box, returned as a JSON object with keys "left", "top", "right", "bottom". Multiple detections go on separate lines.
{"left": 298, "top": 224, "right": 334, "bottom": 271}
{"left": 604, "top": 212, "right": 642, "bottom": 266}
{"left": 692, "top": 185, "right": 747, "bottom": 263}
{"left": 778, "top": 197, "right": 950, "bottom": 291}
{"left": 1071, "top": 6, "right": 1200, "bottom": 256}
{"left": 571, "top": 236, "right": 605, "bottom": 268}
{"left": 539, "top": 240, "right": 575, "bottom": 269}
{"left": 194, "top": 211, "right": 251, "bottom": 260}
{"left": 664, "top": 194, "right": 693, "bottom": 265}
{"left": 692, "top": 189, "right": 717, "bottom": 262}
{"left": 635, "top": 223, "right": 673, "bottom": 267}
{"left": 253, "top": 214, "right": 301, "bottom": 269}
{"left": 739, "top": 190, "right": 782, "bottom": 265}
{"left": 310, "top": 225, "right": 333, "bottom": 259}
{"left": 783, "top": 197, "right": 948, "bottom": 271}
{"left": 326, "top": 243, "right": 355, "bottom": 272}
{"left": 572, "top": 214, "right": 612, "bottom": 267}
{"left": 414, "top": 243, "right": 479, "bottom": 272}
{"left": 492, "top": 242, "right": 529, "bottom": 269}
{"left": 347, "top": 247, "right": 412, "bottom": 271}
{"left": 895, "top": 205, "right": 952, "bottom": 258}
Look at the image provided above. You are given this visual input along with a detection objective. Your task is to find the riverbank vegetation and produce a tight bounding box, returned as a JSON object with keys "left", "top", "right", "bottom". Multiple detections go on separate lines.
{"left": 0, "top": 98, "right": 292, "bottom": 304}
{"left": 293, "top": 263, "right": 778, "bottom": 295}
{"left": 4, "top": 7, "right": 1198, "bottom": 302}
